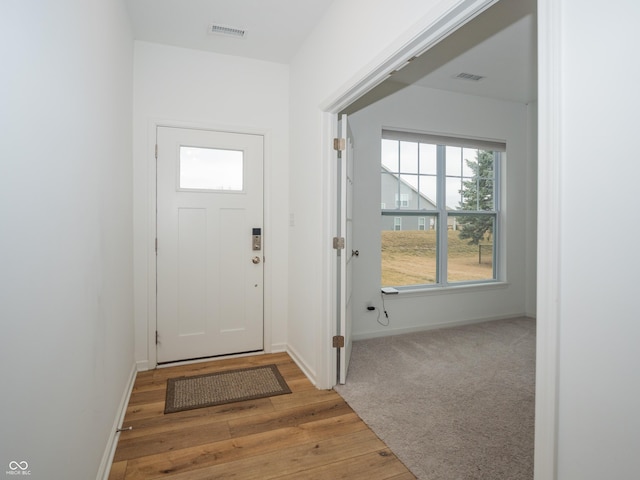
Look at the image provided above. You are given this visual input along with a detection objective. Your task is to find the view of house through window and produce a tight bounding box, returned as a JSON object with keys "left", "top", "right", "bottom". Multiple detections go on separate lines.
{"left": 381, "top": 131, "right": 503, "bottom": 288}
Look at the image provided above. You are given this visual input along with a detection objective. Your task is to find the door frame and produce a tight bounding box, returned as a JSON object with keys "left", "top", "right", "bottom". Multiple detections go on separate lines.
{"left": 319, "top": 1, "right": 556, "bottom": 479}
{"left": 318, "top": 0, "right": 502, "bottom": 386}
{"left": 145, "top": 119, "right": 274, "bottom": 368}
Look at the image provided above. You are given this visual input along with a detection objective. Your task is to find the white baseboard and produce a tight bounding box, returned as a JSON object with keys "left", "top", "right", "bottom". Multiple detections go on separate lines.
{"left": 286, "top": 345, "right": 317, "bottom": 387}
{"left": 352, "top": 313, "right": 531, "bottom": 341}
{"left": 97, "top": 363, "right": 137, "bottom": 480}
{"left": 136, "top": 359, "right": 151, "bottom": 372}
{"left": 270, "top": 342, "right": 287, "bottom": 353}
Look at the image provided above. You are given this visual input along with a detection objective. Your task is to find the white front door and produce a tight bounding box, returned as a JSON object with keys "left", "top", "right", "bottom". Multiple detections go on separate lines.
{"left": 156, "top": 126, "right": 264, "bottom": 363}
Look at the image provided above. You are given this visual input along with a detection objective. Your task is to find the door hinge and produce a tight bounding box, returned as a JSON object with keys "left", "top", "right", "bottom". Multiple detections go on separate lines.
{"left": 155, "top": 144, "right": 158, "bottom": 160}
{"left": 155, "top": 331, "right": 159, "bottom": 345}
{"left": 333, "top": 335, "right": 345, "bottom": 348}
{"left": 155, "top": 238, "right": 158, "bottom": 255}
{"left": 333, "top": 237, "right": 345, "bottom": 249}
{"left": 333, "top": 137, "right": 345, "bottom": 155}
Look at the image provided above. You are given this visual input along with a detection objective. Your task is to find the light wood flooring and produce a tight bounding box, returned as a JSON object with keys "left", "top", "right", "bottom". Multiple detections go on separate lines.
{"left": 108, "top": 352, "right": 415, "bottom": 479}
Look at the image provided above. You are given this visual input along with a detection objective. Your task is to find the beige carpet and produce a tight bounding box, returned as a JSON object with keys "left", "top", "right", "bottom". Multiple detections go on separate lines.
{"left": 335, "top": 317, "right": 535, "bottom": 480}
{"left": 165, "top": 364, "right": 291, "bottom": 413}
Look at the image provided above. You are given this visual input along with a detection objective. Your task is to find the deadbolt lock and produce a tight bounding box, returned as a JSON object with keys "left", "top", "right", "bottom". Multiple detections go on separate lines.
{"left": 252, "top": 227, "right": 262, "bottom": 251}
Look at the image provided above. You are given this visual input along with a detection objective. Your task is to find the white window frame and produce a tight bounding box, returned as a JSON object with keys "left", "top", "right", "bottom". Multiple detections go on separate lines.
{"left": 381, "top": 130, "right": 504, "bottom": 289}
{"left": 393, "top": 217, "right": 402, "bottom": 231}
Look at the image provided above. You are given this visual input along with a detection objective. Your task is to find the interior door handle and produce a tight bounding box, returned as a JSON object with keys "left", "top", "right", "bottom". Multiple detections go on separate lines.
{"left": 252, "top": 256, "right": 261, "bottom": 264}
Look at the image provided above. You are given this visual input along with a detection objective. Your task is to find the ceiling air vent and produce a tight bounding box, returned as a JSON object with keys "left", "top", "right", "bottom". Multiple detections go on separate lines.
{"left": 208, "top": 23, "right": 246, "bottom": 38}
{"left": 455, "top": 72, "right": 485, "bottom": 81}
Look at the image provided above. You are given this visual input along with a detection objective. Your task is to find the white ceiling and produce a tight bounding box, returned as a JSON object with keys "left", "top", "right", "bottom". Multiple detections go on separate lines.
{"left": 125, "top": 0, "right": 335, "bottom": 64}
{"left": 126, "top": 0, "right": 536, "bottom": 103}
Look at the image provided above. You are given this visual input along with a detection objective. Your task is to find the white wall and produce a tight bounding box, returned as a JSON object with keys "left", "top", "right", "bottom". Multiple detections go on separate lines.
{"left": 289, "top": 0, "right": 497, "bottom": 387}
{"left": 0, "top": 1, "right": 134, "bottom": 478}
{"left": 550, "top": 1, "right": 640, "bottom": 478}
{"left": 132, "top": 42, "right": 290, "bottom": 368}
{"left": 348, "top": 85, "right": 533, "bottom": 339}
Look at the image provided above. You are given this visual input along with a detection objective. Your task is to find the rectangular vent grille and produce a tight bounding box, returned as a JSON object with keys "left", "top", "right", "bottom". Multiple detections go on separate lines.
{"left": 208, "top": 24, "right": 246, "bottom": 38}
{"left": 455, "top": 72, "right": 485, "bottom": 81}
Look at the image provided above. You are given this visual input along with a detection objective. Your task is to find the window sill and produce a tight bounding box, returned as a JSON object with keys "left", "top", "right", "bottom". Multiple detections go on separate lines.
{"left": 388, "top": 281, "right": 510, "bottom": 297}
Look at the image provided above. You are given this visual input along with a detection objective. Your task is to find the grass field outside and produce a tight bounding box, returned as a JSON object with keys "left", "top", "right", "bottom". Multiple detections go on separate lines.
{"left": 381, "top": 230, "right": 493, "bottom": 287}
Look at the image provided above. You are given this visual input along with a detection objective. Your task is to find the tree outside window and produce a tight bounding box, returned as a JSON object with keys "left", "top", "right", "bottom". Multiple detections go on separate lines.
{"left": 457, "top": 150, "right": 495, "bottom": 245}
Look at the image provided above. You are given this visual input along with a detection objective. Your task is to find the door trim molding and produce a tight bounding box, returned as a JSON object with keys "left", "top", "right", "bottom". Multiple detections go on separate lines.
{"left": 144, "top": 119, "right": 272, "bottom": 369}
{"left": 534, "top": 0, "right": 561, "bottom": 478}
{"left": 317, "top": 0, "right": 501, "bottom": 390}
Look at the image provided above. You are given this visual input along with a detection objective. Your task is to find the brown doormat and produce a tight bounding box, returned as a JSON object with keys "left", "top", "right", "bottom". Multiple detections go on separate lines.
{"left": 164, "top": 364, "right": 291, "bottom": 414}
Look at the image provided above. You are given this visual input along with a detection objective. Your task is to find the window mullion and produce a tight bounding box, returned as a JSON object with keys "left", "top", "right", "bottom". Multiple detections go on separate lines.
{"left": 437, "top": 144, "right": 447, "bottom": 286}
{"left": 396, "top": 141, "right": 401, "bottom": 208}
{"left": 476, "top": 167, "right": 480, "bottom": 211}
{"left": 493, "top": 151, "right": 501, "bottom": 280}
{"left": 417, "top": 143, "right": 421, "bottom": 210}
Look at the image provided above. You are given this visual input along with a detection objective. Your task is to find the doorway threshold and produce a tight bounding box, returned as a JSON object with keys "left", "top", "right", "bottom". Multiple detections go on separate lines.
{"left": 157, "top": 349, "right": 264, "bottom": 369}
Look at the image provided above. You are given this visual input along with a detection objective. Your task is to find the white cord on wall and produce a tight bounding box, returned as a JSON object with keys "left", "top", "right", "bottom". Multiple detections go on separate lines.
{"left": 378, "top": 291, "right": 390, "bottom": 326}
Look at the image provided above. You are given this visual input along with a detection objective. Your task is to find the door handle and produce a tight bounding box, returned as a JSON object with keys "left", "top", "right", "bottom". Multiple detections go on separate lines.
{"left": 252, "top": 256, "right": 261, "bottom": 264}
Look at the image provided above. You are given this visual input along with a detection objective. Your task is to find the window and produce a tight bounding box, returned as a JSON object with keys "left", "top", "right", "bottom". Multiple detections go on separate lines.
{"left": 395, "top": 193, "right": 409, "bottom": 207}
{"left": 381, "top": 130, "right": 503, "bottom": 288}
{"left": 179, "top": 146, "right": 244, "bottom": 191}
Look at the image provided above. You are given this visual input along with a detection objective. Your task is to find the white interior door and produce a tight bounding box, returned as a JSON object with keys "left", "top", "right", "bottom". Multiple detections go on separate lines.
{"left": 338, "top": 114, "right": 354, "bottom": 384}
{"left": 156, "top": 126, "right": 264, "bottom": 363}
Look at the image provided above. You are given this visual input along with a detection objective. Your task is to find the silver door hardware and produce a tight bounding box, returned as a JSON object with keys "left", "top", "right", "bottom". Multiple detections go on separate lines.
{"left": 252, "top": 227, "right": 262, "bottom": 251}
{"left": 252, "top": 256, "right": 261, "bottom": 264}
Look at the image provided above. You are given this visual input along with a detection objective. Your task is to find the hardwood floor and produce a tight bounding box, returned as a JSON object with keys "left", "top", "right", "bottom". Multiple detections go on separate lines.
{"left": 108, "top": 352, "right": 415, "bottom": 479}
